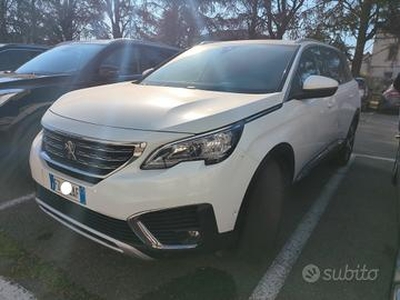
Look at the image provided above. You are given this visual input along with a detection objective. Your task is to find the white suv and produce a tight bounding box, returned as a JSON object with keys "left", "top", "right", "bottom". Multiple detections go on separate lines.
{"left": 30, "top": 39, "right": 360, "bottom": 260}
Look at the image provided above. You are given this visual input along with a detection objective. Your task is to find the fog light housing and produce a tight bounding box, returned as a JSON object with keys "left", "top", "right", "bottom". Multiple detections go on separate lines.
{"left": 128, "top": 204, "right": 217, "bottom": 251}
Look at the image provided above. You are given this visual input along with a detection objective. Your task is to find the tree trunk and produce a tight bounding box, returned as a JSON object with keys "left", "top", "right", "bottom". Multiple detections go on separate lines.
{"left": 248, "top": 0, "right": 259, "bottom": 39}
{"left": 352, "top": 0, "right": 372, "bottom": 77}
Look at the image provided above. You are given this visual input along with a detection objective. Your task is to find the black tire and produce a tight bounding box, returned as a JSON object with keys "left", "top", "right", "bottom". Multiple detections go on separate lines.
{"left": 237, "top": 158, "right": 286, "bottom": 258}
{"left": 334, "top": 120, "right": 357, "bottom": 166}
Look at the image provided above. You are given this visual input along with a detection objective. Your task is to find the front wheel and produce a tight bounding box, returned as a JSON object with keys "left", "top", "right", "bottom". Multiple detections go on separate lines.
{"left": 237, "top": 158, "right": 287, "bottom": 257}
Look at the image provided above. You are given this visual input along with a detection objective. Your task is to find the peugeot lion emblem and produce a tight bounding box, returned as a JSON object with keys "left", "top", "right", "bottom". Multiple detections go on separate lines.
{"left": 64, "top": 140, "right": 77, "bottom": 161}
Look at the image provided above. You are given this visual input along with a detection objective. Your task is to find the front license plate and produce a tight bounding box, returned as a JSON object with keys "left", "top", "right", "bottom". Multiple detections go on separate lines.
{"left": 49, "top": 173, "right": 86, "bottom": 205}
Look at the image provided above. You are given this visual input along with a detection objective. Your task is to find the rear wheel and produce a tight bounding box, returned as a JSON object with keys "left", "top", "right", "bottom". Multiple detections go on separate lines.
{"left": 238, "top": 158, "right": 287, "bottom": 258}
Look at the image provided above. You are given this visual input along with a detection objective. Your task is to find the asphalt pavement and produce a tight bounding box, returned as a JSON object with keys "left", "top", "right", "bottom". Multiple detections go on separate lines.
{"left": 0, "top": 111, "right": 398, "bottom": 300}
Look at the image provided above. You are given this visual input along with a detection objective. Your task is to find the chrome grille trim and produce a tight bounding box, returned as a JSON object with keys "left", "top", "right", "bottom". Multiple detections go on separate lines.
{"left": 41, "top": 128, "right": 146, "bottom": 182}
{"left": 40, "top": 152, "right": 107, "bottom": 179}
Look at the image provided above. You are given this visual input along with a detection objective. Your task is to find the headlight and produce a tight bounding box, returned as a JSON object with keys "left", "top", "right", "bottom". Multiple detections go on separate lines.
{"left": 141, "top": 122, "right": 244, "bottom": 170}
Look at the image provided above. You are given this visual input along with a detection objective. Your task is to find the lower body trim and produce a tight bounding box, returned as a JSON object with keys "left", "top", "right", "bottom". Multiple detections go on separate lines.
{"left": 36, "top": 198, "right": 153, "bottom": 260}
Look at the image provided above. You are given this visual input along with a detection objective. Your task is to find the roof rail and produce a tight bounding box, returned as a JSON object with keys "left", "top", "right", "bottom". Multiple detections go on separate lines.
{"left": 295, "top": 38, "right": 321, "bottom": 44}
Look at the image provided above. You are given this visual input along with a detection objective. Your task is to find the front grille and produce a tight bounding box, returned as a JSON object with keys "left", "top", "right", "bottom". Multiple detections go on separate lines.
{"left": 36, "top": 185, "right": 142, "bottom": 246}
{"left": 138, "top": 206, "right": 203, "bottom": 245}
{"left": 42, "top": 129, "right": 141, "bottom": 180}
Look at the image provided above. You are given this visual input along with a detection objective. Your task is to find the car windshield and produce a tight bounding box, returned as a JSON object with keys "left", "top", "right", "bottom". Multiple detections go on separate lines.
{"left": 15, "top": 44, "right": 105, "bottom": 75}
{"left": 141, "top": 44, "right": 298, "bottom": 94}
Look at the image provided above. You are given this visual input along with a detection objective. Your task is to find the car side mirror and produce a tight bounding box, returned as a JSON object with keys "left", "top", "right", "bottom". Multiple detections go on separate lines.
{"left": 296, "top": 75, "right": 339, "bottom": 100}
{"left": 142, "top": 68, "right": 154, "bottom": 77}
{"left": 98, "top": 65, "right": 119, "bottom": 79}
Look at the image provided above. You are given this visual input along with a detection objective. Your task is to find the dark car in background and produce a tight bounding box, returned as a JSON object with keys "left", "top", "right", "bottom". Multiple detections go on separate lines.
{"left": 0, "top": 44, "right": 48, "bottom": 71}
{"left": 0, "top": 39, "right": 179, "bottom": 137}
{"left": 0, "top": 39, "right": 179, "bottom": 169}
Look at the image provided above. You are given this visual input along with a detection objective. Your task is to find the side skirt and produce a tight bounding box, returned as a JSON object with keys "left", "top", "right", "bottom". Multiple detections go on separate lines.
{"left": 294, "top": 139, "right": 345, "bottom": 182}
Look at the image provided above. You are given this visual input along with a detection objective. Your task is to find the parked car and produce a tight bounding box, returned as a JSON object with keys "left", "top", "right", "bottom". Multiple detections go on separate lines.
{"left": 0, "top": 39, "right": 179, "bottom": 141}
{"left": 30, "top": 39, "right": 360, "bottom": 259}
{"left": 379, "top": 85, "right": 400, "bottom": 112}
{"left": 0, "top": 43, "right": 48, "bottom": 71}
{"left": 355, "top": 77, "right": 370, "bottom": 110}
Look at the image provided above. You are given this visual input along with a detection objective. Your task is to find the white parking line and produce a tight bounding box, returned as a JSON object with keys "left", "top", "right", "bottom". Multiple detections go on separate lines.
{"left": 0, "top": 193, "right": 35, "bottom": 212}
{"left": 0, "top": 277, "right": 36, "bottom": 300}
{"left": 354, "top": 153, "right": 395, "bottom": 162}
{"left": 249, "top": 156, "right": 355, "bottom": 300}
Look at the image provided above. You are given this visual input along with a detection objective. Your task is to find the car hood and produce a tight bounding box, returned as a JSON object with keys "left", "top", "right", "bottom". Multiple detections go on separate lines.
{"left": 48, "top": 82, "right": 283, "bottom": 134}
{"left": 0, "top": 72, "right": 73, "bottom": 90}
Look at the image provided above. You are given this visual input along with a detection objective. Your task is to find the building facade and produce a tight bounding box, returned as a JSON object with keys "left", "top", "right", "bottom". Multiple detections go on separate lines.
{"left": 361, "top": 32, "right": 400, "bottom": 86}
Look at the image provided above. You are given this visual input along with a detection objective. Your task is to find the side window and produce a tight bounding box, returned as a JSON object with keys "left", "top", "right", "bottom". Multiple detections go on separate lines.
{"left": 100, "top": 46, "right": 140, "bottom": 75}
{"left": 0, "top": 49, "right": 33, "bottom": 70}
{"left": 28, "top": 50, "right": 43, "bottom": 60}
{"left": 298, "top": 48, "right": 320, "bottom": 83}
{"left": 290, "top": 47, "right": 320, "bottom": 96}
{"left": 320, "top": 47, "right": 347, "bottom": 84}
{"left": 140, "top": 47, "right": 176, "bottom": 72}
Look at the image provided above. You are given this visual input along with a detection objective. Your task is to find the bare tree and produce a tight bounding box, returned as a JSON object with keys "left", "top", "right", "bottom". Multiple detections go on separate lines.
{"left": 152, "top": 0, "right": 218, "bottom": 47}
{"left": 44, "top": 0, "right": 103, "bottom": 42}
{"left": 0, "top": 0, "right": 12, "bottom": 41}
{"left": 263, "top": 0, "right": 307, "bottom": 39}
{"left": 380, "top": 1, "right": 400, "bottom": 40}
{"left": 104, "top": 0, "right": 136, "bottom": 38}
{"left": 348, "top": 0, "right": 382, "bottom": 76}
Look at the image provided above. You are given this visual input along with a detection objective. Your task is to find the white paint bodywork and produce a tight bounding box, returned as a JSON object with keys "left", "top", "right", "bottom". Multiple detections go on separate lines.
{"left": 30, "top": 40, "right": 361, "bottom": 237}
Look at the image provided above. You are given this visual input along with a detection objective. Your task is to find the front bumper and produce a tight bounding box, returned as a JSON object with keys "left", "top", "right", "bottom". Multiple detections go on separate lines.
{"left": 30, "top": 128, "right": 257, "bottom": 258}
{"left": 36, "top": 185, "right": 234, "bottom": 258}
{"left": 36, "top": 189, "right": 152, "bottom": 260}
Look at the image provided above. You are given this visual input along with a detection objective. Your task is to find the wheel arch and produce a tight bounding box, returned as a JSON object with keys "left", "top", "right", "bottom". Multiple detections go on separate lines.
{"left": 233, "top": 142, "right": 295, "bottom": 232}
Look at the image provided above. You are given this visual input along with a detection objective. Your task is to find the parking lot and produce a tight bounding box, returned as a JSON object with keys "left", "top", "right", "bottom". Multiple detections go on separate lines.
{"left": 0, "top": 111, "right": 398, "bottom": 300}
